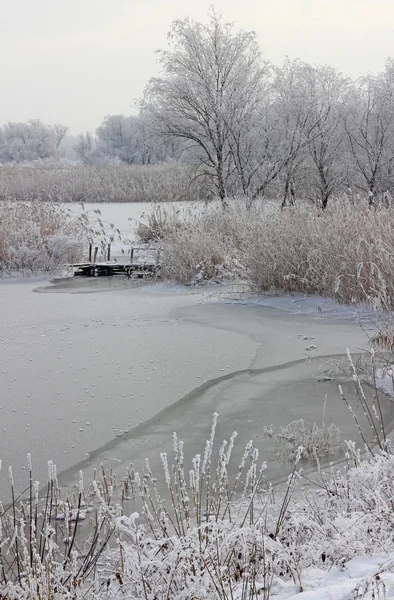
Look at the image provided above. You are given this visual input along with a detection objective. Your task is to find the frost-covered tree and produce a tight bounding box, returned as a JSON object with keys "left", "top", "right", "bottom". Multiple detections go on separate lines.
{"left": 96, "top": 115, "right": 141, "bottom": 164}
{"left": 345, "top": 63, "right": 394, "bottom": 205}
{"left": 58, "top": 134, "right": 80, "bottom": 162}
{"left": 245, "top": 59, "right": 316, "bottom": 203}
{"left": 136, "top": 111, "right": 182, "bottom": 164}
{"left": 143, "top": 11, "right": 269, "bottom": 200}
{"left": 52, "top": 123, "right": 68, "bottom": 149}
{"left": 96, "top": 114, "right": 178, "bottom": 165}
{"left": 0, "top": 120, "right": 68, "bottom": 163}
{"left": 300, "top": 65, "right": 350, "bottom": 208}
{"left": 74, "top": 114, "right": 179, "bottom": 166}
{"left": 74, "top": 132, "right": 98, "bottom": 165}
{"left": 257, "top": 61, "right": 350, "bottom": 208}
{"left": 140, "top": 13, "right": 394, "bottom": 204}
{"left": 268, "top": 60, "right": 309, "bottom": 206}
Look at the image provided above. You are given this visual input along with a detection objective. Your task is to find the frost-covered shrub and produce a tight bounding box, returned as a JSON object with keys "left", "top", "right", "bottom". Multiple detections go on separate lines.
{"left": 280, "top": 447, "right": 394, "bottom": 570}
{"left": 162, "top": 224, "right": 230, "bottom": 283}
{"left": 263, "top": 419, "right": 342, "bottom": 461}
{"left": 0, "top": 201, "right": 85, "bottom": 274}
{"left": 160, "top": 201, "right": 250, "bottom": 283}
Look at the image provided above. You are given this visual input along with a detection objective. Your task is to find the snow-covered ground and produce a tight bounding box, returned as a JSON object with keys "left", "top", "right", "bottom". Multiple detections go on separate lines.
{"left": 270, "top": 553, "right": 394, "bottom": 599}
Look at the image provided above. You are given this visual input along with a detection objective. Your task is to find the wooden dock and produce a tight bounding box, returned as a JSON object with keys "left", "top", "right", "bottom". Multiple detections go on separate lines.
{"left": 69, "top": 244, "right": 161, "bottom": 279}
{"left": 72, "top": 262, "right": 160, "bottom": 278}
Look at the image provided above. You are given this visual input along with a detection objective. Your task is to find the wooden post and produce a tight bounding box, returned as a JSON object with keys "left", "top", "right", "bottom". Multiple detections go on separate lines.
{"left": 88, "top": 244, "right": 92, "bottom": 263}
{"left": 107, "top": 244, "right": 111, "bottom": 261}
{"left": 130, "top": 248, "right": 134, "bottom": 264}
{"left": 93, "top": 247, "right": 98, "bottom": 263}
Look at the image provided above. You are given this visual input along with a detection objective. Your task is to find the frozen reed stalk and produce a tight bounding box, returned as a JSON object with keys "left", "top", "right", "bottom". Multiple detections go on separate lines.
{"left": 191, "top": 453, "right": 201, "bottom": 488}
{"left": 160, "top": 452, "right": 171, "bottom": 487}
{"left": 79, "top": 470, "right": 84, "bottom": 494}
{"left": 202, "top": 412, "right": 218, "bottom": 474}
{"left": 344, "top": 350, "right": 387, "bottom": 451}
{"left": 226, "top": 431, "right": 237, "bottom": 464}
{"left": 34, "top": 481, "right": 39, "bottom": 506}
{"left": 47, "top": 460, "right": 54, "bottom": 483}
{"left": 53, "top": 463, "right": 58, "bottom": 488}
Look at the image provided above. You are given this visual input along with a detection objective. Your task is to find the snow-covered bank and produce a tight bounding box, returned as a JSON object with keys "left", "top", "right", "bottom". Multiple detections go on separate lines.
{"left": 4, "top": 418, "right": 394, "bottom": 599}
{"left": 264, "top": 553, "right": 394, "bottom": 599}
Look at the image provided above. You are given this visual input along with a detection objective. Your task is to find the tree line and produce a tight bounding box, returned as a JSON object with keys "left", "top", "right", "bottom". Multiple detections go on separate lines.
{"left": 2, "top": 12, "right": 394, "bottom": 207}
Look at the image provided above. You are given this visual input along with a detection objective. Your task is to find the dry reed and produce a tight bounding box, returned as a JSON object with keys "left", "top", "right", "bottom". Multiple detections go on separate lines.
{"left": 161, "top": 199, "right": 394, "bottom": 308}
{"left": 0, "top": 163, "right": 209, "bottom": 204}
{"left": 0, "top": 201, "right": 85, "bottom": 274}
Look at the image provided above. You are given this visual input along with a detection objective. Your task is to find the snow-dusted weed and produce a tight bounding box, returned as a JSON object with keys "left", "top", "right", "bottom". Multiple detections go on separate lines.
{"left": 0, "top": 459, "right": 116, "bottom": 600}
{"left": 3, "top": 406, "right": 394, "bottom": 598}
{"left": 99, "top": 414, "right": 394, "bottom": 599}
{"left": 263, "top": 419, "right": 342, "bottom": 461}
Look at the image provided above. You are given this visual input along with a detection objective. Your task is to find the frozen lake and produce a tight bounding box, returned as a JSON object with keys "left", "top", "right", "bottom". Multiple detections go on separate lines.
{"left": 0, "top": 276, "right": 391, "bottom": 501}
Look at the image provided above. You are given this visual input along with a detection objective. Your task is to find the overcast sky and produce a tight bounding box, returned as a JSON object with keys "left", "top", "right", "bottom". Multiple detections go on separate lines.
{"left": 1, "top": 0, "right": 393, "bottom": 134}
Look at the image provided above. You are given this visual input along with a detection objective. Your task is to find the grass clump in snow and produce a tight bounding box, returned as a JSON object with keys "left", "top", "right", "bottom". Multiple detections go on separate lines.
{"left": 0, "top": 460, "right": 115, "bottom": 600}
{"left": 135, "top": 205, "right": 183, "bottom": 242}
{"left": 263, "top": 419, "right": 342, "bottom": 461}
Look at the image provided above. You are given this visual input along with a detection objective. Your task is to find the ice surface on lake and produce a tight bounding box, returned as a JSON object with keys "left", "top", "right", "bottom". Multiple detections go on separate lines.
{"left": 0, "top": 277, "right": 388, "bottom": 500}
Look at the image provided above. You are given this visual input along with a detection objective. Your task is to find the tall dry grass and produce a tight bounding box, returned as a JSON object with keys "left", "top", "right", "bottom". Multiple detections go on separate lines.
{"left": 0, "top": 163, "right": 209, "bottom": 203}
{"left": 135, "top": 205, "right": 183, "bottom": 242}
{"left": 160, "top": 199, "right": 394, "bottom": 308}
{"left": 0, "top": 201, "right": 85, "bottom": 274}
